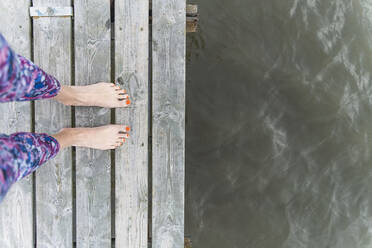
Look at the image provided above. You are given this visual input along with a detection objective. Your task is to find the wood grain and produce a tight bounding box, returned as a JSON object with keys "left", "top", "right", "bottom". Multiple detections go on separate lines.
{"left": 33, "top": 0, "right": 73, "bottom": 247}
{"left": 152, "top": 0, "right": 186, "bottom": 246}
{"left": 0, "top": 1, "right": 33, "bottom": 247}
{"left": 30, "top": 6, "right": 73, "bottom": 17}
{"left": 74, "top": 0, "right": 111, "bottom": 247}
{"left": 115, "top": 0, "right": 149, "bottom": 247}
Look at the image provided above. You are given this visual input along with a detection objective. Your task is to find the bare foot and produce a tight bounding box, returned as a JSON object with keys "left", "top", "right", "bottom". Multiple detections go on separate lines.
{"left": 54, "top": 82, "right": 131, "bottom": 108}
{"left": 52, "top": 124, "right": 130, "bottom": 150}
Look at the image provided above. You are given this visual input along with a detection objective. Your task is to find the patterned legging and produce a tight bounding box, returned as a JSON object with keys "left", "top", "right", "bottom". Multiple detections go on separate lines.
{"left": 0, "top": 33, "right": 60, "bottom": 203}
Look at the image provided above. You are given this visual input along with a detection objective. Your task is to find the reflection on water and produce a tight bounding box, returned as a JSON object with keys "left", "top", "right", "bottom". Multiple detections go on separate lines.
{"left": 186, "top": 0, "right": 372, "bottom": 247}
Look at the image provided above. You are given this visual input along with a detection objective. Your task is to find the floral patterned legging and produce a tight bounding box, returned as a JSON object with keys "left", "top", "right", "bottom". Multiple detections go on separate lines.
{"left": 0, "top": 33, "right": 61, "bottom": 203}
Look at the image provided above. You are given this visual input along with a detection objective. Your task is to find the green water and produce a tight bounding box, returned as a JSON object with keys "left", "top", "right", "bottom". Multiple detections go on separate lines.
{"left": 186, "top": 1, "right": 372, "bottom": 247}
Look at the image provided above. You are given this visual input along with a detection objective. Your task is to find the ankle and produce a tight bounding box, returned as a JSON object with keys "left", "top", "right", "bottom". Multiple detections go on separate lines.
{"left": 69, "top": 86, "right": 89, "bottom": 106}
{"left": 55, "top": 85, "right": 86, "bottom": 106}
{"left": 52, "top": 128, "right": 86, "bottom": 149}
{"left": 73, "top": 128, "right": 90, "bottom": 146}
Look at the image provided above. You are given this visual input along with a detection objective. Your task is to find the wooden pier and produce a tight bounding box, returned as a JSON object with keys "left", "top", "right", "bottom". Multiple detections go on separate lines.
{"left": 0, "top": 0, "right": 188, "bottom": 247}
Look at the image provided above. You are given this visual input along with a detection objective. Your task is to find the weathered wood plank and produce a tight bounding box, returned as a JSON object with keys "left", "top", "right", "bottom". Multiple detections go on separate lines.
{"left": 185, "top": 4, "right": 199, "bottom": 32}
{"left": 115, "top": 0, "right": 149, "bottom": 247}
{"left": 0, "top": 1, "right": 33, "bottom": 247}
{"left": 33, "top": 0, "right": 72, "bottom": 247}
{"left": 152, "top": 0, "right": 185, "bottom": 246}
{"left": 149, "top": 16, "right": 198, "bottom": 33}
{"left": 149, "top": 4, "right": 199, "bottom": 33}
{"left": 149, "top": 2, "right": 197, "bottom": 16}
{"left": 74, "top": 0, "right": 111, "bottom": 247}
{"left": 30, "top": 6, "right": 73, "bottom": 17}
{"left": 186, "top": 4, "right": 198, "bottom": 16}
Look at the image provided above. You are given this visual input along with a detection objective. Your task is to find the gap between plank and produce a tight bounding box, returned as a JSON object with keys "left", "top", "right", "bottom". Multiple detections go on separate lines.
{"left": 110, "top": 0, "right": 116, "bottom": 247}
{"left": 30, "top": 1, "right": 37, "bottom": 247}
{"left": 148, "top": 0, "right": 153, "bottom": 243}
{"left": 70, "top": 0, "right": 77, "bottom": 246}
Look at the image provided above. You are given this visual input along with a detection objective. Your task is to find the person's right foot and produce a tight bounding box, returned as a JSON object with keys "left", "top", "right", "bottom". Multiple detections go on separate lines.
{"left": 54, "top": 82, "right": 131, "bottom": 108}
{"left": 52, "top": 124, "right": 130, "bottom": 150}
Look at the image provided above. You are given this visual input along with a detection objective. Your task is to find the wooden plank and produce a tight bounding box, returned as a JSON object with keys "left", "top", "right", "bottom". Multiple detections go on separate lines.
{"left": 186, "top": 18, "right": 198, "bottom": 33}
{"left": 74, "top": 0, "right": 111, "bottom": 247}
{"left": 185, "top": 238, "right": 192, "bottom": 248}
{"left": 152, "top": 0, "right": 185, "bottom": 246}
{"left": 186, "top": 4, "right": 198, "bottom": 16}
{"left": 33, "top": 0, "right": 72, "bottom": 247}
{"left": 149, "top": 16, "right": 198, "bottom": 33}
{"left": 30, "top": 6, "right": 73, "bottom": 17}
{"left": 0, "top": 1, "right": 33, "bottom": 247}
{"left": 149, "top": 4, "right": 198, "bottom": 16}
{"left": 149, "top": 2, "right": 197, "bottom": 15}
{"left": 149, "top": 4, "right": 199, "bottom": 33}
{"left": 115, "top": 0, "right": 148, "bottom": 247}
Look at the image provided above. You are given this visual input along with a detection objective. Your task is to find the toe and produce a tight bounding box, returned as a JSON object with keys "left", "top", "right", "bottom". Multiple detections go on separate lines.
{"left": 117, "top": 94, "right": 129, "bottom": 100}
{"left": 115, "top": 141, "right": 124, "bottom": 147}
{"left": 120, "top": 126, "right": 130, "bottom": 133}
{"left": 118, "top": 125, "right": 130, "bottom": 134}
{"left": 120, "top": 133, "right": 129, "bottom": 138}
{"left": 124, "top": 99, "right": 131, "bottom": 106}
{"left": 118, "top": 92, "right": 128, "bottom": 98}
{"left": 117, "top": 99, "right": 131, "bottom": 107}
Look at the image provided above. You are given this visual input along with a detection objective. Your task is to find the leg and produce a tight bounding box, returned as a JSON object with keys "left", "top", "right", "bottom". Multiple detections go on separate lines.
{"left": 0, "top": 33, "right": 131, "bottom": 107}
{"left": 0, "top": 132, "right": 59, "bottom": 202}
{"left": 0, "top": 124, "right": 130, "bottom": 203}
{"left": 0, "top": 33, "right": 61, "bottom": 102}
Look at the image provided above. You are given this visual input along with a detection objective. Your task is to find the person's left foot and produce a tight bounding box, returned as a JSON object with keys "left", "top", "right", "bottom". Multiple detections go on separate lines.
{"left": 54, "top": 82, "right": 131, "bottom": 108}
{"left": 52, "top": 125, "right": 130, "bottom": 150}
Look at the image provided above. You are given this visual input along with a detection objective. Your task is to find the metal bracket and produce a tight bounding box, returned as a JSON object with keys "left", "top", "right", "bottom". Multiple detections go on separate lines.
{"left": 30, "top": 7, "right": 73, "bottom": 17}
